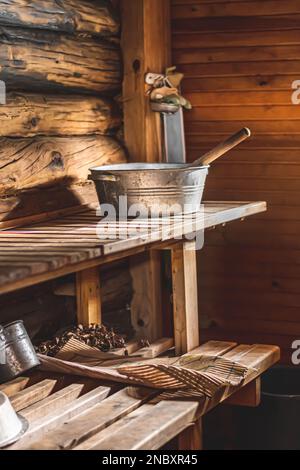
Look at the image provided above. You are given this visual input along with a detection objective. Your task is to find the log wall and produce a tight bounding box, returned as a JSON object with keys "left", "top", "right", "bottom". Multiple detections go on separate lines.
{"left": 171, "top": 0, "right": 300, "bottom": 363}
{"left": 0, "top": 0, "right": 124, "bottom": 224}
{"left": 0, "top": 0, "right": 130, "bottom": 338}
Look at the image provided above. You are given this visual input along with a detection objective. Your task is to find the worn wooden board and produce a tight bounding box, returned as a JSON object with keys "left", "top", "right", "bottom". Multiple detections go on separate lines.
{"left": 5, "top": 340, "right": 279, "bottom": 451}
{"left": 0, "top": 202, "right": 266, "bottom": 294}
{"left": 10, "top": 386, "right": 111, "bottom": 450}
{"left": 171, "top": 242, "right": 199, "bottom": 355}
{"left": 27, "top": 388, "right": 156, "bottom": 450}
{"left": 76, "top": 267, "right": 102, "bottom": 326}
{"left": 0, "top": 377, "right": 29, "bottom": 397}
{"left": 21, "top": 384, "right": 84, "bottom": 422}
{"left": 10, "top": 379, "right": 56, "bottom": 411}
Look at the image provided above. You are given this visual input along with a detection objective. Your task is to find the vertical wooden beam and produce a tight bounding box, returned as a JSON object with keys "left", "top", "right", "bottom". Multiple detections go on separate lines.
{"left": 225, "top": 378, "right": 262, "bottom": 407}
{"left": 76, "top": 267, "right": 102, "bottom": 326}
{"left": 171, "top": 242, "right": 199, "bottom": 355}
{"left": 178, "top": 420, "right": 203, "bottom": 451}
{"left": 121, "top": 0, "right": 171, "bottom": 341}
{"left": 130, "top": 251, "right": 162, "bottom": 341}
{"left": 121, "top": 0, "right": 171, "bottom": 164}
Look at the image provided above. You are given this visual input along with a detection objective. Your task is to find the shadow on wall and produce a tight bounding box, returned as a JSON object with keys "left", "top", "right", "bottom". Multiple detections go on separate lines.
{"left": 0, "top": 176, "right": 95, "bottom": 223}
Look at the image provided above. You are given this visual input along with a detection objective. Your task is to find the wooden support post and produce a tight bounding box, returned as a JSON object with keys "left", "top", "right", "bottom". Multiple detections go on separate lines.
{"left": 225, "top": 378, "right": 261, "bottom": 407}
{"left": 76, "top": 267, "right": 102, "bottom": 326}
{"left": 178, "top": 419, "right": 203, "bottom": 451}
{"left": 171, "top": 242, "right": 199, "bottom": 355}
{"left": 130, "top": 251, "right": 162, "bottom": 342}
{"left": 121, "top": 0, "right": 171, "bottom": 341}
{"left": 121, "top": 0, "right": 171, "bottom": 164}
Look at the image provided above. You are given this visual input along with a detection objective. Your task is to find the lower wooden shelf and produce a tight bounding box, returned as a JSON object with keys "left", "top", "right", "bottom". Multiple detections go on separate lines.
{"left": 2, "top": 340, "right": 280, "bottom": 451}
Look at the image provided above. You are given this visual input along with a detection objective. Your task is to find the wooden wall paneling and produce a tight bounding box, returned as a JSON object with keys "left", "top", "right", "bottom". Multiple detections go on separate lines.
{"left": 121, "top": 0, "right": 171, "bottom": 342}
{"left": 173, "top": 30, "right": 300, "bottom": 49}
{"left": 171, "top": 0, "right": 300, "bottom": 361}
{"left": 172, "top": 1, "right": 300, "bottom": 18}
{"left": 0, "top": 0, "right": 120, "bottom": 36}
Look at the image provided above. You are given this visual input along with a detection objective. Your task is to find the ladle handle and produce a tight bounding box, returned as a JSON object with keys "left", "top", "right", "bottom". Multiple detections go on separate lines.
{"left": 190, "top": 127, "right": 251, "bottom": 167}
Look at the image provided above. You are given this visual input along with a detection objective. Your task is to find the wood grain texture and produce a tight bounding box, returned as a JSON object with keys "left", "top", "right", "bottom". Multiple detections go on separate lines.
{"left": 0, "top": 135, "right": 126, "bottom": 196}
{"left": 27, "top": 388, "right": 154, "bottom": 450}
{"left": 178, "top": 419, "right": 203, "bottom": 451}
{"left": 0, "top": 93, "right": 121, "bottom": 137}
{"left": 171, "top": 0, "right": 300, "bottom": 361}
{"left": 9, "top": 386, "right": 110, "bottom": 450}
{"left": 76, "top": 267, "right": 102, "bottom": 326}
{"left": 122, "top": 0, "right": 171, "bottom": 342}
{"left": 122, "top": 0, "right": 171, "bottom": 164}
{"left": 0, "top": 26, "right": 121, "bottom": 93}
{"left": 225, "top": 378, "right": 261, "bottom": 407}
{"left": 0, "top": 0, "right": 120, "bottom": 36}
{"left": 172, "top": 0, "right": 300, "bottom": 18}
{"left": 10, "top": 379, "right": 56, "bottom": 411}
{"left": 130, "top": 251, "right": 163, "bottom": 342}
{"left": 171, "top": 242, "right": 199, "bottom": 355}
{"left": 0, "top": 377, "right": 29, "bottom": 397}
{"left": 21, "top": 384, "right": 84, "bottom": 422}
{"left": 0, "top": 202, "right": 265, "bottom": 295}
{"left": 7, "top": 341, "right": 279, "bottom": 451}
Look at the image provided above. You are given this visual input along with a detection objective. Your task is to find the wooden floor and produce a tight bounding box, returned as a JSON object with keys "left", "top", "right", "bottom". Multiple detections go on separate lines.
{"left": 0, "top": 202, "right": 266, "bottom": 294}
{"left": 2, "top": 340, "right": 279, "bottom": 451}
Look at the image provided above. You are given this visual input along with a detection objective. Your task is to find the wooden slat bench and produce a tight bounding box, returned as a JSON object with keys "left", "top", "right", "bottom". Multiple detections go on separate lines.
{"left": 2, "top": 340, "right": 279, "bottom": 451}
{"left": 0, "top": 202, "right": 265, "bottom": 294}
{"left": 0, "top": 201, "right": 266, "bottom": 355}
{"left": 0, "top": 200, "right": 279, "bottom": 450}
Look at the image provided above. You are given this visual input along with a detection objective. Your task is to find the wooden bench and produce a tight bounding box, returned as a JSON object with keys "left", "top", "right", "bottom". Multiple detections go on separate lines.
{"left": 0, "top": 200, "right": 280, "bottom": 450}
{"left": 1, "top": 340, "right": 279, "bottom": 451}
{"left": 0, "top": 201, "right": 266, "bottom": 354}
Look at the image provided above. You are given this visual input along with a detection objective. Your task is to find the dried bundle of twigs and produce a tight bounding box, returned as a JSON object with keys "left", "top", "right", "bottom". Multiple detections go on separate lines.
{"left": 36, "top": 324, "right": 126, "bottom": 357}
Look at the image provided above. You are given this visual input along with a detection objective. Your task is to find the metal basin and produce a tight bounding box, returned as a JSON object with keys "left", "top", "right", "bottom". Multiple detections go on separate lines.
{"left": 89, "top": 163, "right": 209, "bottom": 218}
{"left": 0, "top": 321, "right": 40, "bottom": 384}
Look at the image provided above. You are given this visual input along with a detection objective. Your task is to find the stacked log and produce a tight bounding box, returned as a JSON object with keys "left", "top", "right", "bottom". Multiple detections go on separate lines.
{"left": 0, "top": 0, "right": 119, "bottom": 36}
{"left": 0, "top": 27, "right": 121, "bottom": 94}
{"left": 0, "top": 0, "right": 123, "bottom": 222}
{"left": 0, "top": 93, "right": 122, "bottom": 137}
{"left": 0, "top": 135, "right": 126, "bottom": 195}
{"left": 0, "top": 1, "right": 132, "bottom": 336}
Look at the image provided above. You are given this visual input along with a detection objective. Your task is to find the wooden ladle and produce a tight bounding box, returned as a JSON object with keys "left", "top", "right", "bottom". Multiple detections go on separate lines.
{"left": 189, "top": 127, "right": 251, "bottom": 167}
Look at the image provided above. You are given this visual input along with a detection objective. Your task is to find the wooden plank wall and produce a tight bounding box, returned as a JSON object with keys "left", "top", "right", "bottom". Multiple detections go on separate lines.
{"left": 171, "top": 0, "right": 300, "bottom": 364}
{"left": 0, "top": 0, "right": 126, "bottom": 223}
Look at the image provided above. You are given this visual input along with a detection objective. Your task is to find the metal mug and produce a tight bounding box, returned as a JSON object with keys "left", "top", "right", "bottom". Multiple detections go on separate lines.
{"left": 0, "top": 392, "right": 28, "bottom": 448}
{"left": 0, "top": 321, "right": 40, "bottom": 384}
